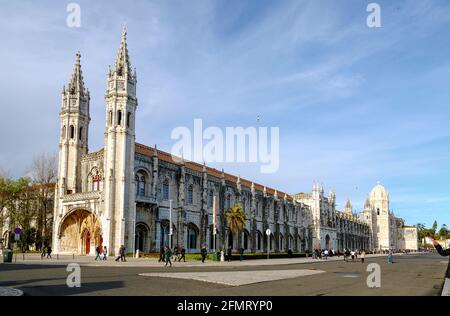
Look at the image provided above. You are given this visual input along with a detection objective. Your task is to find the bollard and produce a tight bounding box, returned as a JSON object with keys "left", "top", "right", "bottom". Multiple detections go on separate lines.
{"left": 73, "top": 253, "right": 75, "bottom": 260}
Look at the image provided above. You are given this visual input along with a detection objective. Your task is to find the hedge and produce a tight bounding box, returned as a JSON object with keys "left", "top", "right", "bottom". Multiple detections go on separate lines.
{"left": 133, "top": 252, "right": 307, "bottom": 260}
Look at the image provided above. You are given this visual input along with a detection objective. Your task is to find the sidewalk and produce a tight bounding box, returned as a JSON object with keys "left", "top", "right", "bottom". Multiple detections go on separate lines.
{"left": 3, "top": 252, "right": 409, "bottom": 268}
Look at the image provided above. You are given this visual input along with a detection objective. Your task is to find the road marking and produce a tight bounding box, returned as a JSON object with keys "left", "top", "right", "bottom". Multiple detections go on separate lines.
{"left": 139, "top": 269, "right": 325, "bottom": 287}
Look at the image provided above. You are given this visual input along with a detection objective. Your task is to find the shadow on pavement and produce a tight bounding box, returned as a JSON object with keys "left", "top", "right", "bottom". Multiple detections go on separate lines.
{"left": 19, "top": 281, "right": 125, "bottom": 296}
{"left": 0, "top": 263, "right": 67, "bottom": 272}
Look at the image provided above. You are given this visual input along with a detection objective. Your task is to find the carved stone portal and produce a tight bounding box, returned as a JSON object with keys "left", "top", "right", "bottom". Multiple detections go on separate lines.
{"left": 59, "top": 209, "right": 102, "bottom": 255}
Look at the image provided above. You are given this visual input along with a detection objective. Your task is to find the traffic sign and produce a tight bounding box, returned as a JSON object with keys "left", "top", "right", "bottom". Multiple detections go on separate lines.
{"left": 14, "top": 227, "right": 21, "bottom": 234}
{"left": 266, "top": 229, "right": 271, "bottom": 236}
{"left": 14, "top": 234, "right": 20, "bottom": 241}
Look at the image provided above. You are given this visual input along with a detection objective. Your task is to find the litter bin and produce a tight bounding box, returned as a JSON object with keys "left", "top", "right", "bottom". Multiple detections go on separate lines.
{"left": 3, "top": 249, "right": 12, "bottom": 263}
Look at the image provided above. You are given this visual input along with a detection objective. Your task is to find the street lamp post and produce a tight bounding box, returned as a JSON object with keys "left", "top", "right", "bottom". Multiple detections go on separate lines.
{"left": 169, "top": 199, "right": 173, "bottom": 250}
{"left": 266, "top": 229, "right": 271, "bottom": 260}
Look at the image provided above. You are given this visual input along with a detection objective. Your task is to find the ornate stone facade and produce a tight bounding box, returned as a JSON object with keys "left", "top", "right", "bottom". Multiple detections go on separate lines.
{"left": 52, "top": 31, "right": 417, "bottom": 255}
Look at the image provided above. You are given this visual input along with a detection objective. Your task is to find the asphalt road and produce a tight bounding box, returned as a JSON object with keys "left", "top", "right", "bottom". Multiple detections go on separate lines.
{"left": 0, "top": 253, "right": 446, "bottom": 296}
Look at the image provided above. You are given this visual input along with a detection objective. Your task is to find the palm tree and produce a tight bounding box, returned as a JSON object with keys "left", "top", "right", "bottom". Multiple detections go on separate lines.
{"left": 226, "top": 203, "right": 247, "bottom": 251}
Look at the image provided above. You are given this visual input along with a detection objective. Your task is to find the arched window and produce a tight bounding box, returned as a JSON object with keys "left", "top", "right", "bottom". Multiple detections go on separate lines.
{"left": 257, "top": 231, "right": 262, "bottom": 250}
{"left": 117, "top": 110, "right": 122, "bottom": 126}
{"left": 135, "top": 175, "right": 140, "bottom": 196}
{"left": 70, "top": 125, "right": 75, "bottom": 139}
{"left": 79, "top": 127, "right": 83, "bottom": 141}
{"left": 377, "top": 208, "right": 380, "bottom": 216}
{"left": 225, "top": 194, "right": 231, "bottom": 210}
{"left": 243, "top": 230, "right": 249, "bottom": 250}
{"left": 208, "top": 190, "right": 214, "bottom": 208}
{"left": 270, "top": 234, "right": 274, "bottom": 251}
{"left": 187, "top": 185, "right": 193, "bottom": 204}
{"left": 187, "top": 225, "right": 197, "bottom": 250}
{"left": 62, "top": 125, "right": 66, "bottom": 138}
{"left": 280, "top": 234, "right": 284, "bottom": 250}
{"left": 92, "top": 171, "right": 101, "bottom": 191}
{"left": 162, "top": 179, "right": 169, "bottom": 200}
{"left": 139, "top": 176, "right": 146, "bottom": 196}
{"left": 127, "top": 112, "right": 131, "bottom": 128}
{"left": 109, "top": 111, "right": 113, "bottom": 126}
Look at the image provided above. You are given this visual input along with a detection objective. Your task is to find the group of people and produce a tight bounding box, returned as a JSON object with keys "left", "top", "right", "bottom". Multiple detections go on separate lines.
{"left": 159, "top": 245, "right": 187, "bottom": 267}
{"left": 94, "top": 246, "right": 108, "bottom": 261}
{"left": 310, "top": 248, "right": 367, "bottom": 263}
{"left": 343, "top": 249, "right": 366, "bottom": 263}
{"left": 40, "top": 246, "right": 52, "bottom": 259}
{"left": 157, "top": 245, "right": 246, "bottom": 266}
{"left": 311, "top": 248, "right": 337, "bottom": 260}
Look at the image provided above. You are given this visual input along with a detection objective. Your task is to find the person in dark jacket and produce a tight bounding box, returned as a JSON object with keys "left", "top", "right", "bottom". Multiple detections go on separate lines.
{"left": 239, "top": 247, "right": 244, "bottom": 261}
{"left": 433, "top": 240, "right": 450, "bottom": 278}
{"left": 165, "top": 246, "right": 172, "bottom": 267}
{"left": 179, "top": 247, "right": 186, "bottom": 262}
{"left": 158, "top": 246, "right": 165, "bottom": 263}
{"left": 227, "top": 246, "right": 232, "bottom": 262}
{"left": 201, "top": 245, "right": 207, "bottom": 263}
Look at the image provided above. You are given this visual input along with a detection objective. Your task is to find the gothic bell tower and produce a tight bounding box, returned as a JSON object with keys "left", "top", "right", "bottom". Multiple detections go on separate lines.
{"left": 102, "top": 30, "right": 138, "bottom": 254}
{"left": 56, "top": 52, "right": 90, "bottom": 197}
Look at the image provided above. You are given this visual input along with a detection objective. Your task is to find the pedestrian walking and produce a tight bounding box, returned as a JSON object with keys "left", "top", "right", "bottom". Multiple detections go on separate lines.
{"left": 95, "top": 246, "right": 101, "bottom": 260}
{"left": 115, "top": 245, "right": 126, "bottom": 262}
{"left": 165, "top": 246, "right": 172, "bottom": 267}
{"left": 41, "top": 246, "right": 46, "bottom": 259}
{"left": 239, "top": 247, "right": 244, "bottom": 261}
{"left": 227, "top": 246, "right": 232, "bottom": 262}
{"left": 102, "top": 246, "right": 108, "bottom": 260}
{"left": 361, "top": 250, "right": 366, "bottom": 263}
{"left": 387, "top": 249, "right": 393, "bottom": 264}
{"left": 179, "top": 246, "right": 186, "bottom": 262}
{"left": 433, "top": 240, "right": 450, "bottom": 279}
{"left": 174, "top": 245, "right": 180, "bottom": 262}
{"left": 350, "top": 250, "right": 355, "bottom": 262}
{"left": 324, "top": 249, "right": 329, "bottom": 260}
{"left": 46, "top": 246, "right": 52, "bottom": 259}
{"left": 201, "top": 245, "right": 207, "bottom": 263}
{"left": 158, "top": 246, "right": 165, "bottom": 263}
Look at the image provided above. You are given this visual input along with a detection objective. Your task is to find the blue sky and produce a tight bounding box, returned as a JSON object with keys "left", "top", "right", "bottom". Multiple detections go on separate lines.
{"left": 0, "top": 0, "right": 449, "bottom": 228}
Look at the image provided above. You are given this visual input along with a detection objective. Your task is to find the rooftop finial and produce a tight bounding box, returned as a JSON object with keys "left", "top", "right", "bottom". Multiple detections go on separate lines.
{"left": 122, "top": 24, "right": 127, "bottom": 40}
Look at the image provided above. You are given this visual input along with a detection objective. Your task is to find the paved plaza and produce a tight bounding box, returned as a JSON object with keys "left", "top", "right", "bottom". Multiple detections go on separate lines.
{"left": 139, "top": 269, "right": 325, "bottom": 286}
{"left": 0, "top": 252, "right": 447, "bottom": 296}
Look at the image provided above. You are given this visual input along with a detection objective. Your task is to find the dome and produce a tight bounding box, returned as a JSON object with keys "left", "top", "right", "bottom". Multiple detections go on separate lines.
{"left": 369, "top": 181, "right": 389, "bottom": 201}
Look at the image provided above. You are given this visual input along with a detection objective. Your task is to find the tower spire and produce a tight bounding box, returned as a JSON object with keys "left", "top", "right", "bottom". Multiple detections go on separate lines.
{"left": 68, "top": 51, "right": 86, "bottom": 95}
{"left": 113, "top": 28, "right": 132, "bottom": 77}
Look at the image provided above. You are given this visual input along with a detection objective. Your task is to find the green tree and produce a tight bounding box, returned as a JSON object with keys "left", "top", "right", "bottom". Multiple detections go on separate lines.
{"left": 416, "top": 223, "right": 426, "bottom": 241}
{"left": 432, "top": 220, "right": 438, "bottom": 234}
{"left": 438, "top": 224, "right": 448, "bottom": 240}
{"left": 226, "top": 203, "right": 247, "bottom": 251}
{"left": 31, "top": 153, "right": 56, "bottom": 250}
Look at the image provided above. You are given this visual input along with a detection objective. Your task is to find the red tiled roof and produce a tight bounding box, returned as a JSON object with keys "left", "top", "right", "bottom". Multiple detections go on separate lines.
{"left": 135, "top": 143, "right": 294, "bottom": 202}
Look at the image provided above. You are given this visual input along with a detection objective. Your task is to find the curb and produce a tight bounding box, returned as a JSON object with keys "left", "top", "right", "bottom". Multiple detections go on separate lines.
{"left": 0, "top": 287, "right": 24, "bottom": 296}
